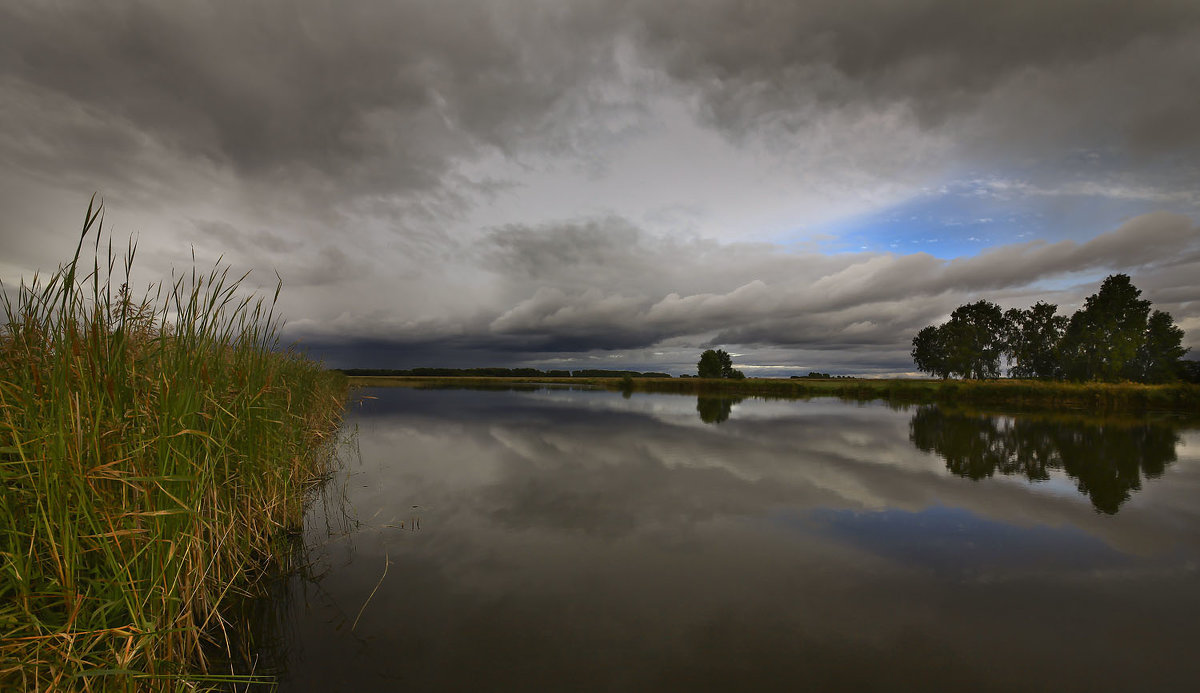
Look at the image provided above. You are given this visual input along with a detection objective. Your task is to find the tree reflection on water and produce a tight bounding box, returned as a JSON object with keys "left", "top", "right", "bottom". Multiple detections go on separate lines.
{"left": 909, "top": 405, "right": 1180, "bottom": 514}
{"left": 696, "top": 395, "right": 745, "bottom": 424}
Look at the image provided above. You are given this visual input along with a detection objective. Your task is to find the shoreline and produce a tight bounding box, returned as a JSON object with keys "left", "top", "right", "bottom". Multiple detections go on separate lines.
{"left": 348, "top": 375, "right": 1200, "bottom": 413}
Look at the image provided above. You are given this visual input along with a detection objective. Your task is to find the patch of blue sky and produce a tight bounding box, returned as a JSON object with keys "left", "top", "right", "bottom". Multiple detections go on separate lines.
{"left": 808, "top": 174, "right": 1195, "bottom": 260}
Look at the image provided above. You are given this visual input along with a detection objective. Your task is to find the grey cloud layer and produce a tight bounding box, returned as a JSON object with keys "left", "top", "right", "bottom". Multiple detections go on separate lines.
{"left": 6, "top": 1, "right": 1197, "bottom": 193}
{"left": 0, "top": 1, "right": 622, "bottom": 192}
{"left": 631, "top": 0, "right": 1200, "bottom": 158}
{"left": 292, "top": 212, "right": 1199, "bottom": 371}
{"left": 496, "top": 212, "right": 1199, "bottom": 348}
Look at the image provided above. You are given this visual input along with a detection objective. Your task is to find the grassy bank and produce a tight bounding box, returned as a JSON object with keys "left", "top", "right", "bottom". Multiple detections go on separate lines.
{"left": 350, "top": 375, "right": 1200, "bottom": 412}
{"left": 0, "top": 202, "right": 346, "bottom": 691}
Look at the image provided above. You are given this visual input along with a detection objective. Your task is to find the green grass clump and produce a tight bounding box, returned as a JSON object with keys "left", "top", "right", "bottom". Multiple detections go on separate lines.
{"left": 0, "top": 200, "right": 346, "bottom": 691}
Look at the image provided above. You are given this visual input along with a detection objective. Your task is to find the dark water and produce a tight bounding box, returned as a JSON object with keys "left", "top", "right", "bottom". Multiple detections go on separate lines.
{"left": 267, "top": 387, "right": 1200, "bottom": 692}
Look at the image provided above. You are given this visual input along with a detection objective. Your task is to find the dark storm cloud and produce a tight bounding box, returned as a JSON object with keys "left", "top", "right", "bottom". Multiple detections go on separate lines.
{"left": 297, "top": 211, "right": 1200, "bottom": 370}
{"left": 0, "top": 0, "right": 622, "bottom": 193}
{"left": 191, "top": 218, "right": 362, "bottom": 287}
{"left": 17, "top": 0, "right": 1195, "bottom": 193}
{"left": 5, "top": 0, "right": 1198, "bottom": 196}
{"left": 627, "top": 0, "right": 1200, "bottom": 157}
{"left": 484, "top": 216, "right": 651, "bottom": 281}
{"left": 480, "top": 215, "right": 820, "bottom": 295}
{"left": 483, "top": 212, "right": 1196, "bottom": 345}
{"left": 4, "top": 0, "right": 1197, "bottom": 215}
{"left": 679, "top": 212, "right": 1197, "bottom": 342}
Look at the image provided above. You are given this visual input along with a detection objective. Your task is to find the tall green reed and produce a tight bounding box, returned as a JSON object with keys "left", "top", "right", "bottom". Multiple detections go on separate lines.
{"left": 0, "top": 199, "right": 346, "bottom": 691}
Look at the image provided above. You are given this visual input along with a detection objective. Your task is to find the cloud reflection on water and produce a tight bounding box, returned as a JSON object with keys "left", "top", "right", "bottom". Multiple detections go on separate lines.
{"left": 275, "top": 387, "right": 1200, "bottom": 692}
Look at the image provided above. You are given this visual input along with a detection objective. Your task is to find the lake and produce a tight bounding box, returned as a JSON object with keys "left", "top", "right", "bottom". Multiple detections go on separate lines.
{"left": 263, "top": 385, "right": 1200, "bottom": 692}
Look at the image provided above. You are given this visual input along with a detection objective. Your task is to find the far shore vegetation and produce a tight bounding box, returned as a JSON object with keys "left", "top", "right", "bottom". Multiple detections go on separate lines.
{"left": 0, "top": 200, "right": 346, "bottom": 691}
{"left": 346, "top": 374, "right": 1200, "bottom": 413}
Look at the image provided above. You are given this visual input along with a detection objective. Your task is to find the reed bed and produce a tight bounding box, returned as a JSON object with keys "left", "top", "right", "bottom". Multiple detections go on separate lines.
{"left": 0, "top": 200, "right": 346, "bottom": 691}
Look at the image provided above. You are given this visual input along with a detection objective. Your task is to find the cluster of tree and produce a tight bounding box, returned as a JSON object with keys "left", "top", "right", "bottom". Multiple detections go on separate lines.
{"left": 338, "top": 367, "right": 671, "bottom": 378}
{"left": 912, "top": 275, "right": 1189, "bottom": 382}
{"left": 697, "top": 349, "right": 745, "bottom": 379}
{"left": 572, "top": 369, "right": 672, "bottom": 379}
{"left": 789, "top": 372, "right": 853, "bottom": 379}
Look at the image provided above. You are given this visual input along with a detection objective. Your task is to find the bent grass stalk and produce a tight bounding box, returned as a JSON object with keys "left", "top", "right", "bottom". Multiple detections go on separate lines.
{"left": 0, "top": 199, "right": 346, "bottom": 691}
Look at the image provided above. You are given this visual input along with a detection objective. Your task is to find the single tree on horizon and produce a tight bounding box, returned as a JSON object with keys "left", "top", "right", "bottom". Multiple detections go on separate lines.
{"left": 697, "top": 348, "right": 745, "bottom": 379}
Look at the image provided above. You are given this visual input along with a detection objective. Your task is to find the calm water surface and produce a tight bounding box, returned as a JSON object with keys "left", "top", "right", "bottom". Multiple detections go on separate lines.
{"left": 269, "top": 386, "right": 1200, "bottom": 692}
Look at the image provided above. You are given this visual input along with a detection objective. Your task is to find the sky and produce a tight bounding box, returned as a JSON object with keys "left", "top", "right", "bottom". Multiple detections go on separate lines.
{"left": 2, "top": 0, "right": 1199, "bottom": 376}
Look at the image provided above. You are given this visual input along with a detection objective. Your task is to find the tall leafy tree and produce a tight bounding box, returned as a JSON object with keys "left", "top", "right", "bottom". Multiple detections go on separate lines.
{"left": 942, "top": 300, "right": 1007, "bottom": 379}
{"left": 1004, "top": 302, "right": 1068, "bottom": 379}
{"left": 1059, "top": 274, "right": 1151, "bottom": 381}
{"left": 911, "top": 325, "right": 950, "bottom": 378}
{"left": 697, "top": 348, "right": 732, "bottom": 378}
{"left": 698, "top": 348, "right": 745, "bottom": 378}
{"left": 1137, "top": 310, "right": 1188, "bottom": 383}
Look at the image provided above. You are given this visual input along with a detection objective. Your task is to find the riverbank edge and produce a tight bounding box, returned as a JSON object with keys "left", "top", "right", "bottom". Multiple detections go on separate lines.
{"left": 348, "top": 375, "right": 1200, "bottom": 412}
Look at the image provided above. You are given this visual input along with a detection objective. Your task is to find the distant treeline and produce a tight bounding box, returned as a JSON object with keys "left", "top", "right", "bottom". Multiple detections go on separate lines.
{"left": 790, "top": 372, "right": 854, "bottom": 380}
{"left": 338, "top": 367, "right": 672, "bottom": 378}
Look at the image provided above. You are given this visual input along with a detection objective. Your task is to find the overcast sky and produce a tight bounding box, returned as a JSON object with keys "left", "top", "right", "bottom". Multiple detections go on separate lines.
{"left": 3, "top": 0, "right": 1199, "bottom": 375}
